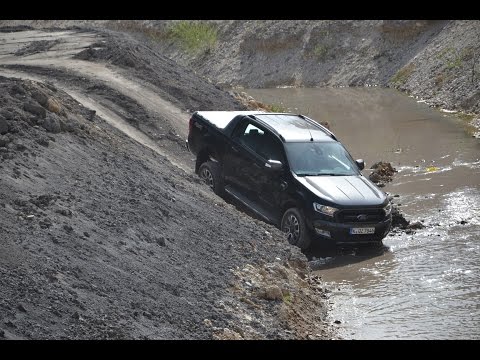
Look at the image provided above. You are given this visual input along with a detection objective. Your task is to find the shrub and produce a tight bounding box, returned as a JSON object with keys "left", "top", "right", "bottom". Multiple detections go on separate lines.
{"left": 167, "top": 21, "right": 217, "bottom": 55}
{"left": 267, "top": 103, "right": 288, "bottom": 113}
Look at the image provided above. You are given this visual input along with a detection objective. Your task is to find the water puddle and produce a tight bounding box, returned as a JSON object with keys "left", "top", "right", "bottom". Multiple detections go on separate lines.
{"left": 246, "top": 87, "right": 480, "bottom": 339}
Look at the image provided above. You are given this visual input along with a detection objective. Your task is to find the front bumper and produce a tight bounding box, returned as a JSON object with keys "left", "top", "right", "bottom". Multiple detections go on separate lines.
{"left": 310, "top": 216, "right": 392, "bottom": 245}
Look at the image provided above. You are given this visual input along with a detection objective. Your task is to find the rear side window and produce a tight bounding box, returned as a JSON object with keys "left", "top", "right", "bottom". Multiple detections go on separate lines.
{"left": 233, "top": 121, "right": 285, "bottom": 162}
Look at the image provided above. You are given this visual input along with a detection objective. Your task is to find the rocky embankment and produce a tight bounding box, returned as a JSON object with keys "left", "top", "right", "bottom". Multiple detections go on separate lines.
{"left": 115, "top": 20, "right": 479, "bottom": 117}
{"left": 2, "top": 20, "right": 478, "bottom": 117}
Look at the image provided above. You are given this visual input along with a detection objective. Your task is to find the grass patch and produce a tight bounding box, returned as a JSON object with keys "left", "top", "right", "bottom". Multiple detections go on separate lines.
{"left": 267, "top": 103, "right": 289, "bottom": 113}
{"left": 447, "top": 55, "right": 463, "bottom": 69}
{"left": 456, "top": 112, "right": 475, "bottom": 122}
{"left": 391, "top": 62, "right": 415, "bottom": 85}
{"left": 436, "top": 47, "right": 474, "bottom": 70}
{"left": 282, "top": 292, "right": 292, "bottom": 304}
{"left": 313, "top": 44, "right": 329, "bottom": 61}
{"left": 167, "top": 21, "right": 217, "bottom": 55}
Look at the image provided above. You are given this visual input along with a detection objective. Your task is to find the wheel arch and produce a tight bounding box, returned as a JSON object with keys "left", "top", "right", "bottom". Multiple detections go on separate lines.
{"left": 280, "top": 190, "right": 308, "bottom": 216}
{"left": 280, "top": 190, "right": 313, "bottom": 230}
{"left": 195, "top": 147, "right": 219, "bottom": 174}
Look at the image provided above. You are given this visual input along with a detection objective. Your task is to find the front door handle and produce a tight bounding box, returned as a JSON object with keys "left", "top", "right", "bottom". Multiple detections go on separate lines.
{"left": 280, "top": 181, "right": 288, "bottom": 191}
{"left": 231, "top": 146, "right": 239, "bottom": 153}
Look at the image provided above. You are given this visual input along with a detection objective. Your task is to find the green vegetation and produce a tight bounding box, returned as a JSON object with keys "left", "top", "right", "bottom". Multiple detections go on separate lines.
{"left": 167, "top": 21, "right": 217, "bottom": 55}
{"left": 313, "top": 44, "right": 329, "bottom": 61}
{"left": 436, "top": 47, "right": 474, "bottom": 70}
{"left": 456, "top": 112, "right": 475, "bottom": 122}
{"left": 282, "top": 292, "right": 292, "bottom": 304}
{"left": 317, "top": 29, "right": 330, "bottom": 38}
{"left": 267, "top": 103, "right": 289, "bottom": 113}
{"left": 447, "top": 54, "right": 463, "bottom": 69}
{"left": 391, "top": 63, "right": 415, "bottom": 85}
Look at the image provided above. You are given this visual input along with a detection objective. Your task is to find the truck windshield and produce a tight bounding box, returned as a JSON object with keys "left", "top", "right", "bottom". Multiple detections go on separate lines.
{"left": 285, "top": 141, "right": 360, "bottom": 176}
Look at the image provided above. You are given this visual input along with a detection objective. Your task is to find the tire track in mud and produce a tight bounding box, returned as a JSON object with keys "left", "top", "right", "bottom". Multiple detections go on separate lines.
{"left": 0, "top": 58, "right": 189, "bottom": 139}
{"left": 0, "top": 29, "right": 190, "bottom": 171}
{"left": 0, "top": 68, "right": 191, "bottom": 173}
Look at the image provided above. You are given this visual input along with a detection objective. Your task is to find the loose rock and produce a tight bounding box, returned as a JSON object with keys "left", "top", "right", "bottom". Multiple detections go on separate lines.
{"left": 24, "top": 102, "right": 46, "bottom": 118}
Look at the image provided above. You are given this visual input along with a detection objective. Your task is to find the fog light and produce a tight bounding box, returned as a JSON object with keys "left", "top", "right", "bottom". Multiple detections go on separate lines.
{"left": 315, "top": 227, "right": 331, "bottom": 238}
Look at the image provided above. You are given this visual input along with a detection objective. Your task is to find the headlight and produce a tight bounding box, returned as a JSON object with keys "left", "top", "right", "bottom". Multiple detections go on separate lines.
{"left": 384, "top": 202, "right": 392, "bottom": 216}
{"left": 313, "top": 203, "right": 338, "bottom": 217}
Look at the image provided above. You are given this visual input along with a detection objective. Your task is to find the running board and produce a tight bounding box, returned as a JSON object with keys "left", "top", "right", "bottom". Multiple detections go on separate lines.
{"left": 224, "top": 185, "right": 278, "bottom": 225}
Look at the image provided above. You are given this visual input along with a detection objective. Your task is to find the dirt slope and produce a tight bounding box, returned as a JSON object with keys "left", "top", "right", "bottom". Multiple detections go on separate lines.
{"left": 0, "top": 28, "right": 336, "bottom": 339}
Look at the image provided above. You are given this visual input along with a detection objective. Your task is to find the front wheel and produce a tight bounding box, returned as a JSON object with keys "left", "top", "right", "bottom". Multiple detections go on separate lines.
{"left": 281, "top": 207, "right": 311, "bottom": 250}
{"left": 198, "top": 161, "right": 224, "bottom": 196}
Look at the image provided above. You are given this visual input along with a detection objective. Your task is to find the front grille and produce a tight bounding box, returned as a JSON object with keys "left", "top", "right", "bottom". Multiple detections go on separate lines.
{"left": 336, "top": 208, "right": 385, "bottom": 223}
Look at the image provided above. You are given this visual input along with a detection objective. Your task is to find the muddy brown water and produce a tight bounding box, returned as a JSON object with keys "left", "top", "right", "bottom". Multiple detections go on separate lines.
{"left": 245, "top": 87, "right": 480, "bottom": 339}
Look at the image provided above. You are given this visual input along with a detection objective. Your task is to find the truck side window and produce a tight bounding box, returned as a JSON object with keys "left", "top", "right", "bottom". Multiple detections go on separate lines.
{"left": 233, "top": 121, "right": 285, "bottom": 163}
{"left": 258, "top": 132, "right": 285, "bottom": 163}
{"left": 235, "top": 122, "right": 265, "bottom": 154}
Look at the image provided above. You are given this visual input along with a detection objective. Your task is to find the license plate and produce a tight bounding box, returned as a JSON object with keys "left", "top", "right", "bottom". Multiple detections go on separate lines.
{"left": 350, "top": 227, "right": 375, "bottom": 235}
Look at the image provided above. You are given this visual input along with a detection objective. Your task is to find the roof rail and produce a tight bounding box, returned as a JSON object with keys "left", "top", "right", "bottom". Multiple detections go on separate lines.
{"left": 297, "top": 114, "right": 337, "bottom": 140}
{"left": 247, "top": 112, "right": 337, "bottom": 142}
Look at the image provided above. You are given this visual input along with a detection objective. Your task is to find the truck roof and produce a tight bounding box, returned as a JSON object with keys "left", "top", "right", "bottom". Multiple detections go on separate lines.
{"left": 195, "top": 111, "right": 335, "bottom": 142}
{"left": 252, "top": 113, "right": 335, "bottom": 142}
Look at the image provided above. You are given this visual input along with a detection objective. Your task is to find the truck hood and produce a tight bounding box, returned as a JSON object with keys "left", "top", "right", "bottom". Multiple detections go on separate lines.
{"left": 294, "top": 173, "right": 386, "bottom": 206}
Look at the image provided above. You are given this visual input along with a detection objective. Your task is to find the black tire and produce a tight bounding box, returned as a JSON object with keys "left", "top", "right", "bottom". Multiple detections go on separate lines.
{"left": 198, "top": 161, "right": 224, "bottom": 196}
{"left": 281, "top": 207, "right": 311, "bottom": 250}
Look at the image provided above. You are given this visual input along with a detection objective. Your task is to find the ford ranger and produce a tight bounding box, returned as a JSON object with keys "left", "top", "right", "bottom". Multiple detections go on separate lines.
{"left": 186, "top": 111, "right": 392, "bottom": 249}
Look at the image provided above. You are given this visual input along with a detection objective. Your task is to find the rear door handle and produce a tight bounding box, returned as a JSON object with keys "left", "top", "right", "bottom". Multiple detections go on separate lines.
{"left": 231, "top": 146, "right": 239, "bottom": 153}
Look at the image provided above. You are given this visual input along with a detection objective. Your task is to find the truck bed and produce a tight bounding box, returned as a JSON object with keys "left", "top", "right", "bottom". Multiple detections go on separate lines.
{"left": 196, "top": 111, "right": 263, "bottom": 130}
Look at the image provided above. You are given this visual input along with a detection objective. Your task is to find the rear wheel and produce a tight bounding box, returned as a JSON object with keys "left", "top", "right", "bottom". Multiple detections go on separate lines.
{"left": 281, "top": 207, "right": 311, "bottom": 250}
{"left": 198, "top": 161, "right": 224, "bottom": 196}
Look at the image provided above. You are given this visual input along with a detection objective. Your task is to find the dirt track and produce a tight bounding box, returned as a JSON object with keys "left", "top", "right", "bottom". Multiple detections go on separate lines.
{"left": 0, "top": 28, "right": 336, "bottom": 339}
{"left": 0, "top": 29, "right": 193, "bottom": 169}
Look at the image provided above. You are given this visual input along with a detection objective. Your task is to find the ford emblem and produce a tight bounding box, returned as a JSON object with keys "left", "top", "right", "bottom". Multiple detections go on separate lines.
{"left": 357, "top": 214, "right": 368, "bottom": 221}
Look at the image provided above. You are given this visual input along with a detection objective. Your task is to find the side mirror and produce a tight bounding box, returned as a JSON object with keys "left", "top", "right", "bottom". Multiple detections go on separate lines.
{"left": 265, "top": 159, "right": 283, "bottom": 171}
{"left": 356, "top": 159, "right": 365, "bottom": 170}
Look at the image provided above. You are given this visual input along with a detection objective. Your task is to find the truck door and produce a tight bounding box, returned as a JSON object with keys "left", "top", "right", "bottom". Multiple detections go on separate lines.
{"left": 253, "top": 130, "right": 288, "bottom": 213}
{"left": 224, "top": 119, "right": 287, "bottom": 213}
{"left": 223, "top": 120, "right": 263, "bottom": 198}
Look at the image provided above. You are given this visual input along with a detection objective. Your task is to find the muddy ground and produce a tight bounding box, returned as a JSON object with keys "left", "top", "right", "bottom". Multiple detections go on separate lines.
{"left": 0, "top": 28, "right": 340, "bottom": 339}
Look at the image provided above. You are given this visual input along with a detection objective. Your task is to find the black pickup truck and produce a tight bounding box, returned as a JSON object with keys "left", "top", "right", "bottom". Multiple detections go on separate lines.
{"left": 186, "top": 111, "right": 392, "bottom": 249}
